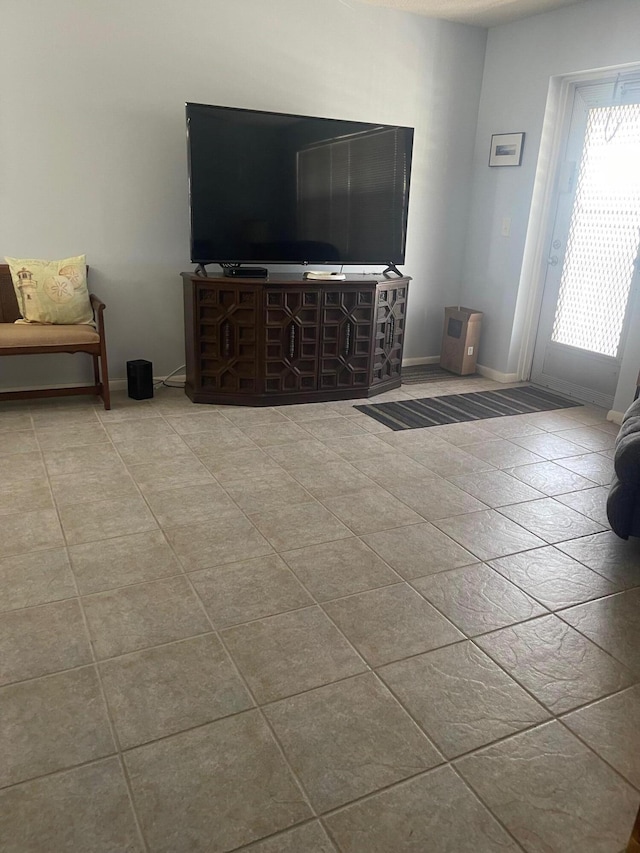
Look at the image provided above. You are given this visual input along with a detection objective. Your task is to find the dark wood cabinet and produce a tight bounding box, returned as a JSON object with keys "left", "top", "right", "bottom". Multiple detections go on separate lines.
{"left": 182, "top": 272, "right": 410, "bottom": 405}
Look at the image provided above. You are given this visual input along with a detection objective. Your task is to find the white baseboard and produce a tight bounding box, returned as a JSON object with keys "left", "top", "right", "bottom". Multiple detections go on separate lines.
{"left": 402, "top": 356, "right": 440, "bottom": 367}
{"left": 475, "top": 364, "right": 520, "bottom": 383}
{"left": 607, "top": 410, "right": 624, "bottom": 425}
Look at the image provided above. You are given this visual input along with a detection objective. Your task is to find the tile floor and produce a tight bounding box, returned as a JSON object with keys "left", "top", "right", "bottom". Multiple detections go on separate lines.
{"left": 0, "top": 376, "right": 639, "bottom": 852}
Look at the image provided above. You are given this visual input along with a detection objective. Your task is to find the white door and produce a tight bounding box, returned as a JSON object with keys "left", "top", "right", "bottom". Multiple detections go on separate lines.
{"left": 531, "top": 79, "right": 640, "bottom": 409}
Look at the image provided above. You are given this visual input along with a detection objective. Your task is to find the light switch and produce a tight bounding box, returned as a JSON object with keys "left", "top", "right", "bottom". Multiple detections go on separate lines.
{"left": 501, "top": 217, "right": 511, "bottom": 237}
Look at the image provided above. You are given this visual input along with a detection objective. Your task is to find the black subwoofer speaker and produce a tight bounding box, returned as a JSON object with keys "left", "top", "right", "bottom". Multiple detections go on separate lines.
{"left": 127, "top": 359, "right": 153, "bottom": 400}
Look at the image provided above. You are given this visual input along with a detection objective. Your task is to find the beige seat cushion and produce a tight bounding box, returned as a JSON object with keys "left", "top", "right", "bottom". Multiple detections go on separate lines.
{"left": 0, "top": 323, "right": 100, "bottom": 349}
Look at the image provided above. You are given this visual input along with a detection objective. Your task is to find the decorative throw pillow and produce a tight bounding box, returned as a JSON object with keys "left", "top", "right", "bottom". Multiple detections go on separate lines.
{"left": 4, "top": 255, "right": 93, "bottom": 325}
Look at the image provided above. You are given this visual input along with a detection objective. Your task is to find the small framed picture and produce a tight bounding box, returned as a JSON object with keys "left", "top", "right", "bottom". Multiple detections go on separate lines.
{"left": 489, "top": 132, "right": 525, "bottom": 167}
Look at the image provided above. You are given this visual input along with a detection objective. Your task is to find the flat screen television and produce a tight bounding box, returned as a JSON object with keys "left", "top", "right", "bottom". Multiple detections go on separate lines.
{"left": 186, "top": 102, "right": 414, "bottom": 268}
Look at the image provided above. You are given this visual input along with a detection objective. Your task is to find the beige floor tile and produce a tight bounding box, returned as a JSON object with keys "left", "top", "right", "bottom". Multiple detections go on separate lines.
{"left": 476, "top": 614, "right": 636, "bottom": 713}
{"left": 0, "top": 508, "right": 64, "bottom": 559}
{"left": 288, "top": 461, "right": 377, "bottom": 499}
{"left": 321, "top": 486, "right": 423, "bottom": 535}
{"left": 554, "top": 405, "right": 609, "bottom": 426}
{"left": 555, "top": 485, "right": 610, "bottom": 526}
{"left": 558, "top": 425, "right": 617, "bottom": 452}
{"left": 222, "top": 606, "right": 366, "bottom": 703}
{"left": 30, "top": 407, "right": 101, "bottom": 428}
{"left": 300, "top": 417, "right": 367, "bottom": 440}
{"left": 489, "top": 546, "right": 617, "bottom": 609}
{"left": 96, "top": 401, "right": 157, "bottom": 422}
{"left": 0, "top": 411, "right": 33, "bottom": 433}
{"left": 562, "top": 684, "right": 640, "bottom": 789}
{"left": 2, "top": 384, "right": 637, "bottom": 852}
{"left": 482, "top": 414, "right": 545, "bottom": 438}
{"left": 274, "top": 401, "right": 335, "bottom": 422}
{"left": 379, "top": 641, "right": 549, "bottom": 758}
{"left": 559, "top": 588, "right": 640, "bottom": 674}
{"left": 0, "top": 451, "right": 47, "bottom": 486}
{"left": 435, "top": 509, "right": 545, "bottom": 561}
{"left": 0, "top": 667, "right": 114, "bottom": 787}
{"left": 100, "top": 634, "right": 253, "bottom": 749}
{"left": 240, "top": 421, "right": 314, "bottom": 445}
{"left": 377, "top": 428, "right": 450, "bottom": 452}
{"left": 324, "top": 583, "right": 463, "bottom": 666}
{"left": 281, "top": 537, "right": 399, "bottom": 601}
{"left": 509, "top": 431, "right": 589, "bottom": 460}
{"left": 0, "top": 477, "right": 53, "bottom": 517}
{"left": 144, "top": 481, "right": 239, "bottom": 527}
{"left": 163, "top": 411, "right": 231, "bottom": 435}
{"left": 103, "top": 417, "right": 175, "bottom": 443}
{"left": 321, "top": 434, "right": 397, "bottom": 462}
{"left": 42, "top": 443, "right": 124, "bottom": 477}
{"left": 362, "top": 522, "right": 476, "bottom": 580}
{"left": 182, "top": 426, "right": 256, "bottom": 455}
{"left": 68, "top": 530, "right": 181, "bottom": 594}
{"left": 455, "top": 721, "right": 639, "bottom": 853}
{"left": 82, "top": 576, "right": 211, "bottom": 659}
{"left": 165, "top": 515, "right": 273, "bottom": 571}
{"left": 525, "top": 409, "right": 586, "bottom": 432}
{"left": 190, "top": 554, "right": 313, "bottom": 627}
{"left": 250, "top": 502, "right": 351, "bottom": 551}
{"left": 0, "top": 758, "right": 143, "bottom": 853}
{"left": 427, "top": 422, "right": 502, "bottom": 447}
{"left": 405, "top": 444, "right": 495, "bottom": 477}
{"left": 0, "top": 599, "right": 91, "bottom": 686}
{"left": 124, "top": 711, "right": 312, "bottom": 853}
{"left": 114, "top": 434, "right": 193, "bottom": 466}
{"left": 200, "top": 447, "right": 284, "bottom": 481}
{"left": 243, "top": 822, "right": 335, "bottom": 853}
{"left": 264, "top": 673, "right": 441, "bottom": 811}
{"left": 556, "top": 530, "right": 640, "bottom": 589}
{"left": 324, "top": 765, "right": 520, "bottom": 852}
{"left": 508, "top": 459, "right": 597, "bottom": 496}
{"left": 498, "top": 497, "right": 605, "bottom": 544}
{"left": 224, "top": 471, "right": 316, "bottom": 514}
{"left": 385, "top": 478, "right": 488, "bottom": 521}
{"left": 0, "top": 548, "right": 76, "bottom": 611}
{"left": 449, "top": 468, "right": 544, "bottom": 508}
{"left": 346, "top": 413, "right": 393, "bottom": 434}
{"left": 0, "top": 430, "right": 38, "bottom": 455}
{"left": 49, "top": 467, "right": 139, "bottom": 508}
{"left": 414, "top": 563, "right": 547, "bottom": 636}
{"left": 555, "top": 452, "right": 614, "bottom": 486}
{"left": 129, "top": 455, "right": 216, "bottom": 492}
{"left": 34, "top": 423, "right": 110, "bottom": 451}
{"left": 58, "top": 494, "right": 157, "bottom": 545}
{"left": 351, "top": 452, "right": 440, "bottom": 490}
{"left": 223, "top": 407, "right": 289, "bottom": 427}
{"left": 264, "top": 439, "right": 343, "bottom": 470}
{"left": 464, "top": 438, "right": 544, "bottom": 469}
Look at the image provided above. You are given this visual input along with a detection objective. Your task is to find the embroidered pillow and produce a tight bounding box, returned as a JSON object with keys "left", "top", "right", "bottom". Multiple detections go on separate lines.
{"left": 4, "top": 255, "right": 93, "bottom": 324}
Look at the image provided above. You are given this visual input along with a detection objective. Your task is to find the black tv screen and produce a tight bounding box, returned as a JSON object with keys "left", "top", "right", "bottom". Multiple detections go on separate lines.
{"left": 186, "top": 103, "right": 414, "bottom": 266}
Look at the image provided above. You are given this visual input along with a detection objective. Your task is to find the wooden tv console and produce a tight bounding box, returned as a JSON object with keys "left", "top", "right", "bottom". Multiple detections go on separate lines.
{"left": 181, "top": 272, "right": 410, "bottom": 406}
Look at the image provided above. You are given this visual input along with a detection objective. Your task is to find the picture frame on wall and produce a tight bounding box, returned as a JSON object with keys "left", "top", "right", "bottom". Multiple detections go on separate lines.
{"left": 489, "top": 132, "right": 525, "bottom": 167}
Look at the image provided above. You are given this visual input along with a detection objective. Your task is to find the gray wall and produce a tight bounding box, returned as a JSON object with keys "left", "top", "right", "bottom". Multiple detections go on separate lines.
{"left": 0, "top": 0, "right": 486, "bottom": 389}
{"left": 460, "top": 0, "right": 640, "bottom": 383}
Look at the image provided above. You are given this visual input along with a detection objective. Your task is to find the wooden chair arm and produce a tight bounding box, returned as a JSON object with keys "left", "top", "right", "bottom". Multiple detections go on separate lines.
{"left": 90, "top": 293, "right": 106, "bottom": 337}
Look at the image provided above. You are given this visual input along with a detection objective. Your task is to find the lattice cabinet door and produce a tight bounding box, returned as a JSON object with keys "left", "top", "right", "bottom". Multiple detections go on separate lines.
{"left": 264, "top": 289, "right": 320, "bottom": 394}
{"left": 371, "top": 282, "right": 408, "bottom": 386}
{"left": 195, "top": 283, "right": 259, "bottom": 394}
{"left": 319, "top": 286, "right": 374, "bottom": 390}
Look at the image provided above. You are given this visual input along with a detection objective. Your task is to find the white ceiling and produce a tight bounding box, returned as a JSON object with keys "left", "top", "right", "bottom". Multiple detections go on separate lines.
{"left": 355, "top": 0, "right": 584, "bottom": 28}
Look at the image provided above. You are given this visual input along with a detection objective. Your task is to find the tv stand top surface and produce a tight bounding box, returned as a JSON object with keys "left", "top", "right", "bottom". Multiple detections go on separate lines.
{"left": 182, "top": 271, "right": 410, "bottom": 286}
